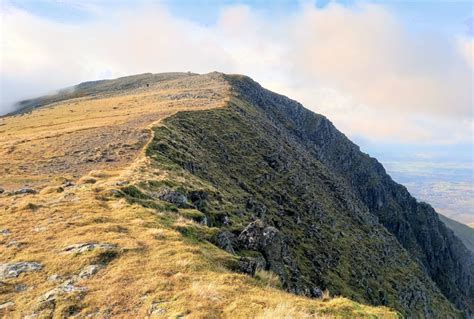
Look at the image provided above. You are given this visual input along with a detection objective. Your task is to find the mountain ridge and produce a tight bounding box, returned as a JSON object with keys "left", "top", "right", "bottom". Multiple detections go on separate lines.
{"left": 0, "top": 72, "right": 472, "bottom": 318}
{"left": 223, "top": 74, "right": 474, "bottom": 314}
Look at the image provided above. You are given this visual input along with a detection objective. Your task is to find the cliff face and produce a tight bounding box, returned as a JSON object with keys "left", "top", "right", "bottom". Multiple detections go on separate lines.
{"left": 439, "top": 214, "right": 474, "bottom": 253}
{"left": 224, "top": 75, "right": 474, "bottom": 314}
{"left": 145, "top": 74, "right": 473, "bottom": 317}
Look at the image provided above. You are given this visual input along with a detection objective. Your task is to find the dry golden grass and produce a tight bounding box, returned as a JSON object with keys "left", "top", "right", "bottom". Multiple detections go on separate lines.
{"left": 0, "top": 74, "right": 229, "bottom": 190}
{"left": 0, "top": 74, "right": 398, "bottom": 318}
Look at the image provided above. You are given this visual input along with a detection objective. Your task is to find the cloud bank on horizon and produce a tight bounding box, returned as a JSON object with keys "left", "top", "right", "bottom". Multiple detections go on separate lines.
{"left": 1, "top": 0, "right": 473, "bottom": 145}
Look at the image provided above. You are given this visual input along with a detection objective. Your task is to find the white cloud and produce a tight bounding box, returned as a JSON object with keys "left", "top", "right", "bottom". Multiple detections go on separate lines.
{"left": 0, "top": 2, "right": 472, "bottom": 144}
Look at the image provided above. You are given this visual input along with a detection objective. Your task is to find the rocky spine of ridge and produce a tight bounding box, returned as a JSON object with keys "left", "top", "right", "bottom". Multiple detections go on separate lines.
{"left": 225, "top": 74, "right": 474, "bottom": 315}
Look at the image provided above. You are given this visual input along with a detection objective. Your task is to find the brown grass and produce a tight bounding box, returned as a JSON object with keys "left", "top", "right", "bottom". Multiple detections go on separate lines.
{"left": 0, "top": 74, "right": 398, "bottom": 318}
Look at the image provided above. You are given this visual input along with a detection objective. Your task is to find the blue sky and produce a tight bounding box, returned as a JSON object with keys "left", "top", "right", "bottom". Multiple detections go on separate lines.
{"left": 1, "top": 0, "right": 473, "bottom": 222}
{"left": 5, "top": 0, "right": 473, "bottom": 34}
{"left": 1, "top": 0, "right": 472, "bottom": 143}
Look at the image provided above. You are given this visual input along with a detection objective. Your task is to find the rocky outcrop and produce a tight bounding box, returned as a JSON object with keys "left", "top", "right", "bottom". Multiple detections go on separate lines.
{"left": 156, "top": 189, "right": 189, "bottom": 208}
{"left": 215, "top": 231, "right": 236, "bottom": 254}
{"left": 237, "top": 220, "right": 288, "bottom": 280}
{"left": 0, "top": 262, "right": 42, "bottom": 279}
{"left": 78, "top": 265, "right": 102, "bottom": 280}
{"left": 62, "top": 243, "right": 117, "bottom": 254}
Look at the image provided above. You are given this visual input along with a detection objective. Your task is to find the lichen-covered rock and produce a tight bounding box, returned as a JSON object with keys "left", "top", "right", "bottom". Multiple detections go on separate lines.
{"left": 63, "top": 243, "right": 117, "bottom": 254}
{"left": 0, "top": 262, "right": 42, "bottom": 279}
{"left": 78, "top": 264, "right": 102, "bottom": 279}
{"left": 237, "top": 220, "right": 291, "bottom": 285}
{"left": 38, "top": 280, "right": 87, "bottom": 305}
{"left": 215, "top": 231, "right": 236, "bottom": 254}
{"left": 156, "top": 189, "right": 188, "bottom": 207}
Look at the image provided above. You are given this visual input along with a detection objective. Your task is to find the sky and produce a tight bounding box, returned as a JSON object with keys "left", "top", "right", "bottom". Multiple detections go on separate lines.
{"left": 0, "top": 0, "right": 473, "bottom": 221}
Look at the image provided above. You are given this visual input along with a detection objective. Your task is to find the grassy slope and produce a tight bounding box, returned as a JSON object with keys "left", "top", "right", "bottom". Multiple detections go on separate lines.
{"left": 145, "top": 97, "right": 457, "bottom": 317}
{"left": 439, "top": 214, "right": 474, "bottom": 252}
{"left": 0, "top": 73, "right": 397, "bottom": 318}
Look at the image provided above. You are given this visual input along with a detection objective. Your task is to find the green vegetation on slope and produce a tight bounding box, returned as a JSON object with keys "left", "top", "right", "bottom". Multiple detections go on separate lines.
{"left": 143, "top": 97, "right": 459, "bottom": 318}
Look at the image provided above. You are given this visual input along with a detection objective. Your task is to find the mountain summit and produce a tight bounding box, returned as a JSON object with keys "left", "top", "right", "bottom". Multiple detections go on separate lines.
{"left": 0, "top": 72, "right": 472, "bottom": 318}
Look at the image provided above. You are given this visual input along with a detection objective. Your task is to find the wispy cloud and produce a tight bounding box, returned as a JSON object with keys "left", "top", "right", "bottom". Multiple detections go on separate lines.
{"left": 1, "top": 2, "right": 472, "bottom": 144}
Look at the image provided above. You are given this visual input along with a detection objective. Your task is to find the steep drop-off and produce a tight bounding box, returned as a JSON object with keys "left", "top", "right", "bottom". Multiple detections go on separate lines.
{"left": 438, "top": 214, "right": 474, "bottom": 253}
{"left": 144, "top": 74, "right": 473, "bottom": 317}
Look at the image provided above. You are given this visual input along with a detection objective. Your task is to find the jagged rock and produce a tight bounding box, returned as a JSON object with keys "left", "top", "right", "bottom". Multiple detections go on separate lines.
{"left": 39, "top": 280, "right": 87, "bottom": 303}
{"left": 0, "top": 262, "right": 42, "bottom": 279}
{"left": 237, "top": 257, "right": 259, "bottom": 276}
{"left": 63, "top": 181, "right": 75, "bottom": 187}
{"left": 13, "top": 188, "right": 36, "bottom": 195}
{"left": 0, "top": 229, "right": 11, "bottom": 236}
{"left": 78, "top": 264, "right": 102, "bottom": 279}
{"left": 238, "top": 220, "right": 281, "bottom": 256}
{"left": 311, "top": 287, "right": 323, "bottom": 298}
{"left": 63, "top": 242, "right": 117, "bottom": 254}
{"left": 215, "top": 231, "right": 236, "bottom": 254}
{"left": 238, "top": 220, "right": 290, "bottom": 282}
{"left": 157, "top": 189, "right": 188, "bottom": 207}
{"left": 0, "top": 188, "right": 4, "bottom": 194}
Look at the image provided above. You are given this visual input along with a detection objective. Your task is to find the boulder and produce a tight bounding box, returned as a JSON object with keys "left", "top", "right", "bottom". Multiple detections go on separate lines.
{"left": 0, "top": 262, "right": 42, "bottom": 279}
{"left": 215, "top": 231, "right": 236, "bottom": 254}
{"left": 238, "top": 220, "right": 290, "bottom": 283}
{"left": 39, "top": 280, "right": 86, "bottom": 303}
{"left": 157, "top": 189, "right": 188, "bottom": 207}
{"left": 63, "top": 242, "right": 117, "bottom": 254}
{"left": 311, "top": 287, "right": 323, "bottom": 298}
{"left": 237, "top": 257, "right": 258, "bottom": 276}
{"left": 78, "top": 264, "right": 102, "bottom": 279}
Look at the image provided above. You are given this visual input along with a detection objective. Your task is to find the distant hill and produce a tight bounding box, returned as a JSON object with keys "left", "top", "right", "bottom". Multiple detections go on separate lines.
{"left": 439, "top": 214, "right": 474, "bottom": 252}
